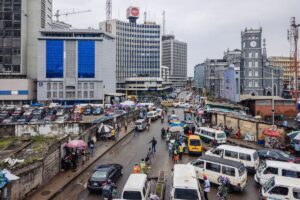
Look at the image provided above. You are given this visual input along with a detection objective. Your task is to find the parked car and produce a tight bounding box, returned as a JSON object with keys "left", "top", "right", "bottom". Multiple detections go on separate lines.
{"left": 104, "top": 109, "right": 114, "bottom": 116}
{"left": 257, "top": 149, "right": 300, "bottom": 163}
{"left": 55, "top": 115, "right": 69, "bottom": 123}
{"left": 84, "top": 107, "right": 93, "bottom": 115}
{"left": 44, "top": 115, "right": 57, "bottom": 122}
{"left": 12, "top": 108, "right": 24, "bottom": 117}
{"left": 69, "top": 113, "right": 82, "bottom": 122}
{"left": 0, "top": 112, "right": 10, "bottom": 120}
{"left": 93, "top": 107, "right": 103, "bottom": 115}
{"left": 30, "top": 115, "right": 43, "bottom": 123}
{"left": 87, "top": 164, "right": 123, "bottom": 192}
{"left": 2, "top": 116, "right": 15, "bottom": 124}
{"left": 56, "top": 108, "right": 65, "bottom": 116}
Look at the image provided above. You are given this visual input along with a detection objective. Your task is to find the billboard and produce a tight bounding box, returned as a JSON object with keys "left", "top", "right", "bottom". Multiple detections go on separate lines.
{"left": 127, "top": 6, "right": 139, "bottom": 19}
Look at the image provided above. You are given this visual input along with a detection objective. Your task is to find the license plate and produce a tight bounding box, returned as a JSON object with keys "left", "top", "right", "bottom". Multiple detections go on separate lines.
{"left": 93, "top": 183, "right": 98, "bottom": 186}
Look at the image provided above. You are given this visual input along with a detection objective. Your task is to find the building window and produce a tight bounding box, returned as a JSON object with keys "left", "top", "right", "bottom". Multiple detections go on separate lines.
{"left": 252, "top": 61, "right": 255, "bottom": 67}
{"left": 84, "top": 91, "right": 88, "bottom": 98}
{"left": 59, "top": 83, "right": 63, "bottom": 90}
{"left": 46, "top": 40, "right": 64, "bottom": 78}
{"left": 47, "top": 83, "right": 51, "bottom": 90}
{"left": 78, "top": 91, "right": 82, "bottom": 98}
{"left": 248, "top": 80, "right": 253, "bottom": 87}
{"left": 255, "top": 61, "right": 258, "bottom": 67}
{"left": 53, "top": 91, "right": 57, "bottom": 98}
{"left": 255, "top": 70, "right": 258, "bottom": 76}
{"left": 53, "top": 83, "right": 57, "bottom": 90}
{"left": 59, "top": 91, "right": 63, "bottom": 98}
{"left": 90, "top": 91, "right": 94, "bottom": 98}
{"left": 78, "top": 40, "right": 95, "bottom": 78}
{"left": 254, "top": 81, "right": 259, "bottom": 87}
{"left": 84, "top": 83, "right": 88, "bottom": 89}
{"left": 90, "top": 83, "right": 94, "bottom": 89}
{"left": 255, "top": 52, "right": 258, "bottom": 58}
{"left": 47, "top": 92, "right": 51, "bottom": 98}
{"left": 78, "top": 83, "right": 82, "bottom": 89}
{"left": 248, "top": 70, "right": 253, "bottom": 77}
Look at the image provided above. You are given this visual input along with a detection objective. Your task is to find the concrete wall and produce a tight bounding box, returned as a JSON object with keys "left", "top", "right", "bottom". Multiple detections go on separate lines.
{"left": 0, "top": 79, "right": 36, "bottom": 100}
{"left": 15, "top": 123, "right": 81, "bottom": 137}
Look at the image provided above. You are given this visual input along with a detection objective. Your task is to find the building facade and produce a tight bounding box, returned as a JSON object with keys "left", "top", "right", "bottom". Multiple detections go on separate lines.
{"left": 0, "top": 0, "right": 52, "bottom": 104}
{"left": 269, "top": 56, "right": 300, "bottom": 90}
{"left": 194, "top": 63, "right": 206, "bottom": 91}
{"left": 37, "top": 29, "right": 116, "bottom": 104}
{"left": 224, "top": 65, "right": 240, "bottom": 102}
{"left": 161, "top": 65, "right": 170, "bottom": 82}
{"left": 240, "top": 28, "right": 283, "bottom": 96}
{"left": 162, "top": 35, "right": 187, "bottom": 88}
{"left": 99, "top": 16, "right": 161, "bottom": 93}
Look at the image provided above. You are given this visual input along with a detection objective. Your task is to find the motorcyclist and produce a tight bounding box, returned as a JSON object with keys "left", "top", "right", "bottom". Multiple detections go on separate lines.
{"left": 103, "top": 179, "right": 117, "bottom": 200}
{"left": 217, "top": 176, "right": 230, "bottom": 200}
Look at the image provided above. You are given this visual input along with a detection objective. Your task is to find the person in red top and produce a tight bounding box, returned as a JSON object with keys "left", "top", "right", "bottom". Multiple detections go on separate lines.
{"left": 236, "top": 128, "right": 241, "bottom": 140}
{"left": 188, "top": 129, "right": 193, "bottom": 135}
{"left": 133, "top": 163, "right": 141, "bottom": 174}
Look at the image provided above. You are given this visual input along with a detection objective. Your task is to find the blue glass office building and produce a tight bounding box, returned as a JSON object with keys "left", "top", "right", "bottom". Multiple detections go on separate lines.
{"left": 78, "top": 40, "right": 95, "bottom": 78}
{"left": 46, "top": 40, "right": 64, "bottom": 78}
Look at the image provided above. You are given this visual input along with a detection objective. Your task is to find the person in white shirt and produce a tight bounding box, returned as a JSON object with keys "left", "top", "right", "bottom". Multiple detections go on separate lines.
{"left": 203, "top": 175, "right": 210, "bottom": 200}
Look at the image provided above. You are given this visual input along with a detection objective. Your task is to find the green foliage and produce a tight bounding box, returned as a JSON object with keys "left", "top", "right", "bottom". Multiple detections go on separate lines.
{"left": 0, "top": 137, "right": 18, "bottom": 150}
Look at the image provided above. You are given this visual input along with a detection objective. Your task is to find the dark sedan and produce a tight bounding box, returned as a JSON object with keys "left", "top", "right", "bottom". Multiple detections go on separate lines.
{"left": 257, "top": 149, "right": 300, "bottom": 163}
{"left": 87, "top": 164, "right": 123, "bottom": 192}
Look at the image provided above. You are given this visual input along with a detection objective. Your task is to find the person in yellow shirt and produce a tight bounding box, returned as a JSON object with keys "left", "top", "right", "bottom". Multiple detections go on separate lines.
{"left": 111, "top": 129, "right": 116, "bottom": 140}
{"left": 179, "top": 144, "right": 184, "bottom": 160}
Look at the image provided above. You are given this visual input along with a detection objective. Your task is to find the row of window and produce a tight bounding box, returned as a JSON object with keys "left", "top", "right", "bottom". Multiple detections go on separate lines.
{"left": 46, "top": 91, "right": 95, "bottom": 99}
{"left": 117, "top": 33, "right": 160, "bottom": 39}
{"left": 248, "top": 70, "right": 259, "bottom": 77}
{"left": 46, "top": 82, "right": 95, "bottom": 90}
{"left": 248, "top": 80, "right": 259, "bottom": 87}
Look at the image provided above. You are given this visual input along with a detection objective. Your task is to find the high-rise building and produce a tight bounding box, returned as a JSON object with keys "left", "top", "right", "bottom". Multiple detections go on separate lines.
{"left": 37, "top": 29, "right": 116, "bottom": 103}
{"left": 99, "top": 7, "right": 161, "bottom": 94}
{"left": 162, "top": 34, "right": 187, "bottom": 88}
{"left": 194, "top": 63, "right": 206, "bottom": 90}
{"left": 0, "top": 0, "right": 52, "bottom": 104}
{"left": 269, "top": 56, "right": 300, "bottom": 90}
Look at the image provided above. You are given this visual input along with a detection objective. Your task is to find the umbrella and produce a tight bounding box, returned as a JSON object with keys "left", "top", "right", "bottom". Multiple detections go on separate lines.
{"left": 169, "top": 121, "right": 185, "bottom": 127}
{"left": 169, "top": 126, "right": 183, "bottom": 133}
{"left": 98, "top": 124, "right": 113, "bottom": 134}
{"left": 293, "top": 134, "right": 300, "bottom": 141}
{"left": 66, "top": 140, "right": 87, "bottom": 149}
{"left": 263, "top": 129, "right": 281, "bottom": 137}
{"left": 287, "top": 131, "right": 300, "bottom": 140}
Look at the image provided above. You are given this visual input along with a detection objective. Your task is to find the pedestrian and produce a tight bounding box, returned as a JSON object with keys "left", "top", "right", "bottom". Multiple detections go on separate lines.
{"left": 133, "top": 163, "right": 141, "bottom": 174}
{"left": 88, "top": 137, "right": 95, "bottom": 155}
{"left": 168, "top": 142, "right": 173, "bottom": 158}
{"left": 81, "top": 149, "right": 86, "bottom": 165}
{"left": 140, "top": 159, "right": 146, "bottom": 174}
{"left": 149, "top": 137, "right": 157, "bottom": 153}
{"left": 125, "top": 121, "right": 128, "bottom": 133}
{"left": 201, "top": 118, "right": 206, "bottom": 126}
{"left": 173, "top": 149, "right": 179, "bottom": 163}
{"left": 179, "top": 144, "right": 184, "bottom": 160}
{"left": 111, "top": 129, "right": 116, "bottom": 140}
{"left": 203, "top": 175, "right": 210, "bottom": 200}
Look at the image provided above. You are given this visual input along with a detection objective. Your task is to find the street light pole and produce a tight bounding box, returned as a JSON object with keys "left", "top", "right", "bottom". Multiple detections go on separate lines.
{"left": 271, "top": 69, "right": 274, "bottom": 125}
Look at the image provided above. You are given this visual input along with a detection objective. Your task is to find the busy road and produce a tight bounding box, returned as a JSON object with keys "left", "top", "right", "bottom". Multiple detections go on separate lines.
{"left": 52, "top": 92, "right": 260, "bottom": 200}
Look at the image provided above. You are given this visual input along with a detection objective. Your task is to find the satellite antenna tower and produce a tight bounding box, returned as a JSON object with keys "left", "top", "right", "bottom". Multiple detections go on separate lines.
{"left": 106, "top": 0, "right": 112, "bottom": 33}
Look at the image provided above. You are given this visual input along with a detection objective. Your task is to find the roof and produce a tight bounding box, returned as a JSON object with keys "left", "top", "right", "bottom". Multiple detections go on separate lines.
{"left": 123, "top": 174, "right": 147, "bottom": 190}
{"left": 104, "top": 93, "right": 126, "bottom": 97}
{"left": 198, "top": 126, "right": 225, "bottom": 134}
{"left": 173, "top": 164, "right": 198, "bottom": 189}
{"left": 199, "top": 155, "right": 244, "bottom": 168}
{"left": 217, "top": 144, "right": 257, "bottom": 154}
{"left": 189, "top": 135, "right": 201, "bottom": 139}
{"left": 240, "top": 95, "right": 284, "bottom": 101}
{"left": 272, "top": 176, "right": 300, "bottom": 188}
{"left": 265, "top": 160, "right": 300, "bottom": 170}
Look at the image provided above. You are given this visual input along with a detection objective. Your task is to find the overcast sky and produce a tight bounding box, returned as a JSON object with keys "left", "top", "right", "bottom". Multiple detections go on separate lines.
{"left": 53, "top": 0, "right": 300, "bottom": 76}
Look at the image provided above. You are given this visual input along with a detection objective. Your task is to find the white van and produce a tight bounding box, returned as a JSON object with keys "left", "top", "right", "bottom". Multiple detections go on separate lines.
{"left": 135, "top": 119, "right": 146, "bottom": 131}
{"left": 147, "top": 111, "right": 158, "bottom": 121}
{"left": 205, "top": 144, "right": 259, "bottom": 173}
{"left": 255, "top": 160, "right": 300, "bottom": 186}
{"left": 121, "top": 174, "right": 150, "bottom": 200}
{"left": 171, "top": 164, "right": 202, "bottom": 200}
{"left": 195, "top": 127, "right": 226, "bottom": 144}
{"left": 259, "top": 176, "right": 300, "bottom": 200}
{"left": 156, "top": 108, "right": 163, "bottom": 118}
{"left": 190, "top": 155, "right": 247, "bottom": 191}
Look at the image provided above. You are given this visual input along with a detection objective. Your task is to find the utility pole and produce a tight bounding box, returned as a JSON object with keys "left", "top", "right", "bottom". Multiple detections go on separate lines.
{"left": 288, "top": 17, "right": 300, "bottom": 111}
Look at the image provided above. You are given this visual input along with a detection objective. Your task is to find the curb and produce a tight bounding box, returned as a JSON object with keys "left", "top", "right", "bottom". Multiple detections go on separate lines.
{"left": 48, "top": 128, "right": 134, "bottom": 200}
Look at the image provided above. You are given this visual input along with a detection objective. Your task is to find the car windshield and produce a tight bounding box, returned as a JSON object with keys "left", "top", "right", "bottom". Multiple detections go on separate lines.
{"left": 217, "top": 132, "right": 226, "bottom": 139}
{"left": 263, "top": 177, "right": 275, "bottom": 193}
{"left": 174, "top": 188, "right": 199, "bottom": 200}
{"left": 238, "top": 165, "right": 246, "bottom": 176}
{"left": 258, "top": 161, "right": 266, "bottom": 173}
{"left": 253, "top": 152, "right": 259, "bottom": 161}
{"left": 92, "top": 170, "right": 107, "bottom": 179}
{"left": 122, "top": 191, "right": 142, "bottom": 199}
{"left": 190, "top": 139, "right": 201, "bottom": 146}
{"left": 278, "top": 151, "right": 290, "bottom": 158}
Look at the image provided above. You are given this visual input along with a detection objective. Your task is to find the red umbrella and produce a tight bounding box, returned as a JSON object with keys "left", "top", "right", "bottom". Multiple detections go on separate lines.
{"left": 263, "top": 128, "right": 281, "bottom": 137}
{"left": 66, "top": 140, "right": 87, "bottom": 149}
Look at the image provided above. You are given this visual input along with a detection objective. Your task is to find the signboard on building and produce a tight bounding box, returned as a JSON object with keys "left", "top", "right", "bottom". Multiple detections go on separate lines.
{"left": 127, "top": 6, "right": 139, "bottom": 19}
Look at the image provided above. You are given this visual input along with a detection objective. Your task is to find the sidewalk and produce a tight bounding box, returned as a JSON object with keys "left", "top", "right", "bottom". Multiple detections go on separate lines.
{"left": 26, "top": 125, "right": 134, "bottom": 200}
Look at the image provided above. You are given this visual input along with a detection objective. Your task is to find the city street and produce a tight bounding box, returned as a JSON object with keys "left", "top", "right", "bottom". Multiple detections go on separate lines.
{"left": 53, "top": 99, "right": 260, "bottom": 200}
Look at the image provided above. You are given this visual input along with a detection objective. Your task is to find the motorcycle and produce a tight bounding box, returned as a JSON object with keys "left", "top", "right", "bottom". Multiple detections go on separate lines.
{"left": 102, "top": 184, "right": 117, "bottom": 200}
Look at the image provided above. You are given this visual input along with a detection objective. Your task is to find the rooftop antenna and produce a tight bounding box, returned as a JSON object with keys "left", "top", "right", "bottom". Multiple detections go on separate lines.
{"left": 162, "top": 10, "right": 166, "bottom": 36}
{"left": 106, "top": 0, "right": 112, "bottom": 33}
{"left": 144, "top": 11, "right": 147, "bottom": 24}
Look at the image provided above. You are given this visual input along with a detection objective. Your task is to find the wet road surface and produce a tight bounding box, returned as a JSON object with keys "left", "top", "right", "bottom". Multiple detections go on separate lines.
{"left": 54, "top": 94, "right": 260, "bottom": 200}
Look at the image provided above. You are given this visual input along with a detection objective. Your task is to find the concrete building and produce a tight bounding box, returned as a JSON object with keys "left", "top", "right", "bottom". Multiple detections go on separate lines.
{"left": 51, "top": 21, "right": 72, "bottom": 29}
{"left": 194, "top": 63, "right": 206, "bottom": 91}
{"left": 37, "top": 29, "right": 116, "bottom": 104}
{"left": 240, "top": 28, "right": 283, "bottom": 96}
{"left": 0, "top": 0, "right": 52, "bottom": 104}
{"left": 99, "top": 7, "right": 161, "bottom": 94}
{"left": 224, "top": 65, "right": 240, "bottom": 103}
{"left": 269, "top": 56, "right": 300, "bottom": 90}
{"left": 161, "top": 66, "right": 170, "bottom": 82}
{"left": 162, "top": 34, "right": 187, "bottom": 88}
